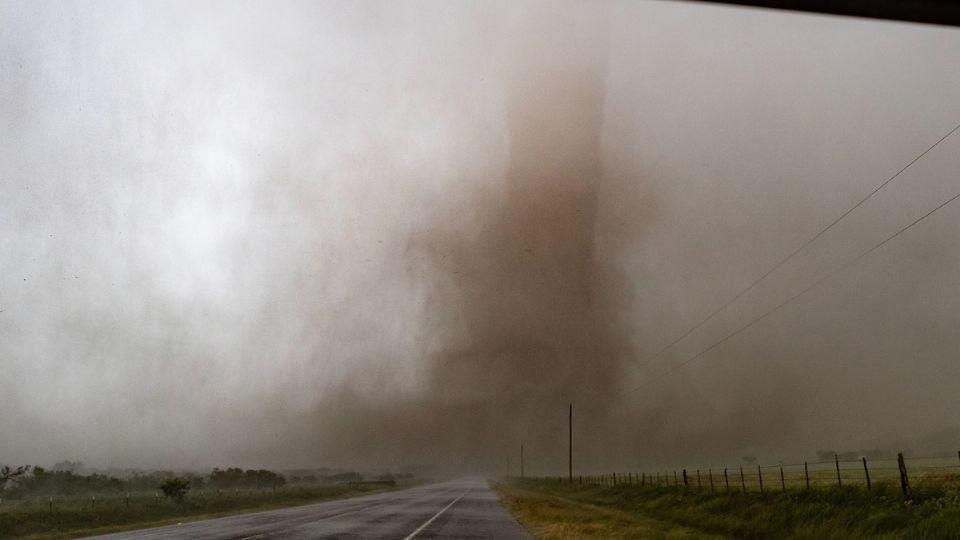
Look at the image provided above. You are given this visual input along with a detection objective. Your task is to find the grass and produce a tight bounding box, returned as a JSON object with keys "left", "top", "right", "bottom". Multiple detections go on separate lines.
{"left": 0, "top": 481, "right": 416, "bottom": 539}
{"left": 496, "top": 481, "right": 720, "bottom": 539}
{"left": 495, "top": 477, "right": 960, "bottom": 539}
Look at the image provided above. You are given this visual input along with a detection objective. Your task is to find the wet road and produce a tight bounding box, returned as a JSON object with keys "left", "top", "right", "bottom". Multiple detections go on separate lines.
{"left": 90, "top": 478, "right": 529, "bottom": 539}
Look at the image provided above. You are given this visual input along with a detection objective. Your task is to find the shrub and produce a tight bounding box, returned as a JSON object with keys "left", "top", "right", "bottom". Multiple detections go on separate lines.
{"left": 159, "top": 477, "right": 191, "bottom": 501}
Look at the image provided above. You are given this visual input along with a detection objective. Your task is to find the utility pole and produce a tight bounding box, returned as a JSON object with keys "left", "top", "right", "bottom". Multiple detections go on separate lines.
{"left": 568, "top": 403, "right": 573, "bottom": 483}
{"left": 520, "top": 444, "right": 524, "bottom": 478}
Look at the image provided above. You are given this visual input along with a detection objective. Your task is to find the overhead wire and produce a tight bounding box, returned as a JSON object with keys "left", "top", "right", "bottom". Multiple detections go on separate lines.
{"left": 621, "top": 181, "right": 960, "bottom": 397}
{"left": 623, "top": 121, "right": 960, "bottom": 375}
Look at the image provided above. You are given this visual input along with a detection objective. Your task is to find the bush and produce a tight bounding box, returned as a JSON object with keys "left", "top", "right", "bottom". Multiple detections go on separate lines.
{"left": 159, "top": 477, "right": 191, "bottom": 501}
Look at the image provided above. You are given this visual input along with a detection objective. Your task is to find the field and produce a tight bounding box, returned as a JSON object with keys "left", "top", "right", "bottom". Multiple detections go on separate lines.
{"left": 0, "top": 481, "right": 411, "bottom": 539}
{"left": 496, "top": 477, "right": 960, "bottom": 539}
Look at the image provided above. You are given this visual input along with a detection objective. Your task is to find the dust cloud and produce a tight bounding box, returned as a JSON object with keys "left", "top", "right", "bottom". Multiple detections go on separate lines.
{"left": 2, "top": 1, "right": 960, "bottom": 474}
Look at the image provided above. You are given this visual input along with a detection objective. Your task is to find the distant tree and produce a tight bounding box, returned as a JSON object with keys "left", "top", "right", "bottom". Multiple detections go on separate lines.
{"left": 208, "top": 467, "right": 284, "bottom": 489}
{"left": 0, "top": 465, "right": 30, "bottom": 490}
{"left": 159, "top": 477, "right": 191, "bottom": 501}
{"left": 324, "top": 472, "right": 361, "bottom": 483}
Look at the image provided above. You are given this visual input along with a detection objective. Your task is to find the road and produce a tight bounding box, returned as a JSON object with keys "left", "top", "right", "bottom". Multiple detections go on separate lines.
{"left": 90, "top": 478, "right": 530, "bottom": 539}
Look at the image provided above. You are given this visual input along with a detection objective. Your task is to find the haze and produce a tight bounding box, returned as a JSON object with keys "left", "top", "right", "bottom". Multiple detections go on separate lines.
{"left": 2, "top": 0, "right": 959, "bottom": 476}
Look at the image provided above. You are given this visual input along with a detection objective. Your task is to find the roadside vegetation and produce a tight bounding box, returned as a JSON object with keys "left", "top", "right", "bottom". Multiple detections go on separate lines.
{"left": 496, "top": 477, "right": 960, "bottom": 539}
{"left": 0, "top": 462, "right": 416, "bottom": 539}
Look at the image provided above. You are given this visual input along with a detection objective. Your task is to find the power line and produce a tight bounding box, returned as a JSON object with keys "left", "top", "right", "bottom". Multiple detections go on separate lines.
{"left": 624, "top": 121, "right": 960, "bottom": 375}
{"left": 621, "top": 185, "right": 960, "bottom": 397}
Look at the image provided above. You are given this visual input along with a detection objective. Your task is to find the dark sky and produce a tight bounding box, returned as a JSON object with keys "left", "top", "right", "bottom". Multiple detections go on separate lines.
{"left": 2, "top": 0, "right": 959, "bottom": 474}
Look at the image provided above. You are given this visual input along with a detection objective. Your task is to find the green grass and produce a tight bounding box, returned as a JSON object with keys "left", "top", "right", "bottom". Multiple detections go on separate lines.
{"left": 0, "top": 482, "right": 415, "bottom": 539}
{"left": 496, "top": 477, "right": 960, "bottom": 539}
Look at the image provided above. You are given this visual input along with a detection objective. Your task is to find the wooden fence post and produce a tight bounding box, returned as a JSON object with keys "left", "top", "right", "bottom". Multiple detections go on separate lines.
{"left": 740, "top": 465, "right": 746, "bottom": 492}
{"left": 642, "top": 472, "right": 645, "bottom": 486}
{"left": 674, "top": 470, "right": 678, "bottom": 488}
{"left": 724, "top": 467, "right": 730, "bottom": 490}
{"left": 682, "top": 469, "right": 688, "bottom": 489}
{"left": 709, "top": 469, "right": 715, "bottom": 492}
{"left": 862, "top": 457, "right": 871, "bottom": 492}
{"left": 897, "top": 452, "right": 911, "bottom": 501}
{"left": 780, "top": 464, "right": 786, "bottom": 493}
{"left": 758, "top": 465, "right": 764, "bottom": 493}
{"left": 804, "top": 462, "right": 810, "bottom": 490}
{"left": 697, "top": 469, "right": 702, "bottom": 493}
{"left": 835, "top": 454, "right": 842, "bottom": 487}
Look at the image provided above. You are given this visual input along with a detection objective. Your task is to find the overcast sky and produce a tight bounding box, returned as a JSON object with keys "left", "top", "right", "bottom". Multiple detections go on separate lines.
{"left": 2, "top": 1, "right": 959, "bottom": 474}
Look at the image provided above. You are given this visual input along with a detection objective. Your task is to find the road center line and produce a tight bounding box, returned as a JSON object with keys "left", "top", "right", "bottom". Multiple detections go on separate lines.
{"left": 402, "top": 490, "right": 469, "bottom": 540}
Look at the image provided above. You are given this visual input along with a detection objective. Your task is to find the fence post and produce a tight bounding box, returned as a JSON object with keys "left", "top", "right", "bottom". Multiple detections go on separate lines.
{"left": 804, "top": 461, "right": 810, "bottom": 490}
{"left": 862, "top": 457, "right": 871, "bottom": 492}
{"left": 724, "top": 467, "right": 730, "bottom": 490}
{"left": 835, "top": 454, "right": 842, "bottom": 487}
{"left": 780, "top": 464, "right": 786, "bottom": 493}
{"left": 642, "top": 472, "right": 645, "bottom": 486}
{"left": 740, "top": 465, "right": 746, "bottom": 492}
{"left": 897, "top": 452, "right": 911, "bottom": 501}
{"left": 674, "top": 470, "right": 678, "bottom": 488}
{"left": 758, "top": 465, "right": 764, "bottom": 493}
{"left": 49, "top": 496, "right": 53, "bottom": 512}
{"left": 696, "top": 469, "right": 702, "bottom": 493}
{"left": 682, "top": 469, "right": 688, "bottom": 490}
{"left": 709, "top": 469, "right": 715, "bottom": 492}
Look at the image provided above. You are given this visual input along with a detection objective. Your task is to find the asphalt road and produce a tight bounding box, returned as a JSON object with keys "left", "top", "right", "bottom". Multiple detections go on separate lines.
{"left": 90, "top": 478, "right": 530, "bottom": 539}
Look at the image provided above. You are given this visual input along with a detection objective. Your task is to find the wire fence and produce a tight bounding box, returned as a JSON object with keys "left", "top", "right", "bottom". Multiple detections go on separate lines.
{"left": 546, "top": 452, "right": 960, "bottom": 500}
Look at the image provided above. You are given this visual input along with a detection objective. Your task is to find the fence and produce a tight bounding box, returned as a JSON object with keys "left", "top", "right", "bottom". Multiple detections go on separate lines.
{"left": 556, "top": 452, "right": 960, "bottom": 500}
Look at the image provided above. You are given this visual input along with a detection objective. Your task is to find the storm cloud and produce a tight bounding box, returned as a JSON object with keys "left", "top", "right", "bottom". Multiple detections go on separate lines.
{"left": 2, "top": 1, "right": 959, "bottom": 474}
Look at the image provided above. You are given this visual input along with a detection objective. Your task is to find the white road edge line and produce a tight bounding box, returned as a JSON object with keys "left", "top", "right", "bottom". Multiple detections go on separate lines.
{"left": 402, "top": 490, "right": 469, "bottom": 540}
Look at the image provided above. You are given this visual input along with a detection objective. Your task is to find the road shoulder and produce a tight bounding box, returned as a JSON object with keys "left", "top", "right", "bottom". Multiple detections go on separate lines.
{"left": 493, "top": 481, "right": 722, "bottom": 539}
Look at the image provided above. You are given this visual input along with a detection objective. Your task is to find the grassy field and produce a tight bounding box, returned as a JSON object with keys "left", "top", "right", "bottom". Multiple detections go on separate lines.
{"left": 495, "top": 477, "right": 960, "bottom": 539}
{"left": 0, "top": 481, "right": 414, "bottom": 539}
